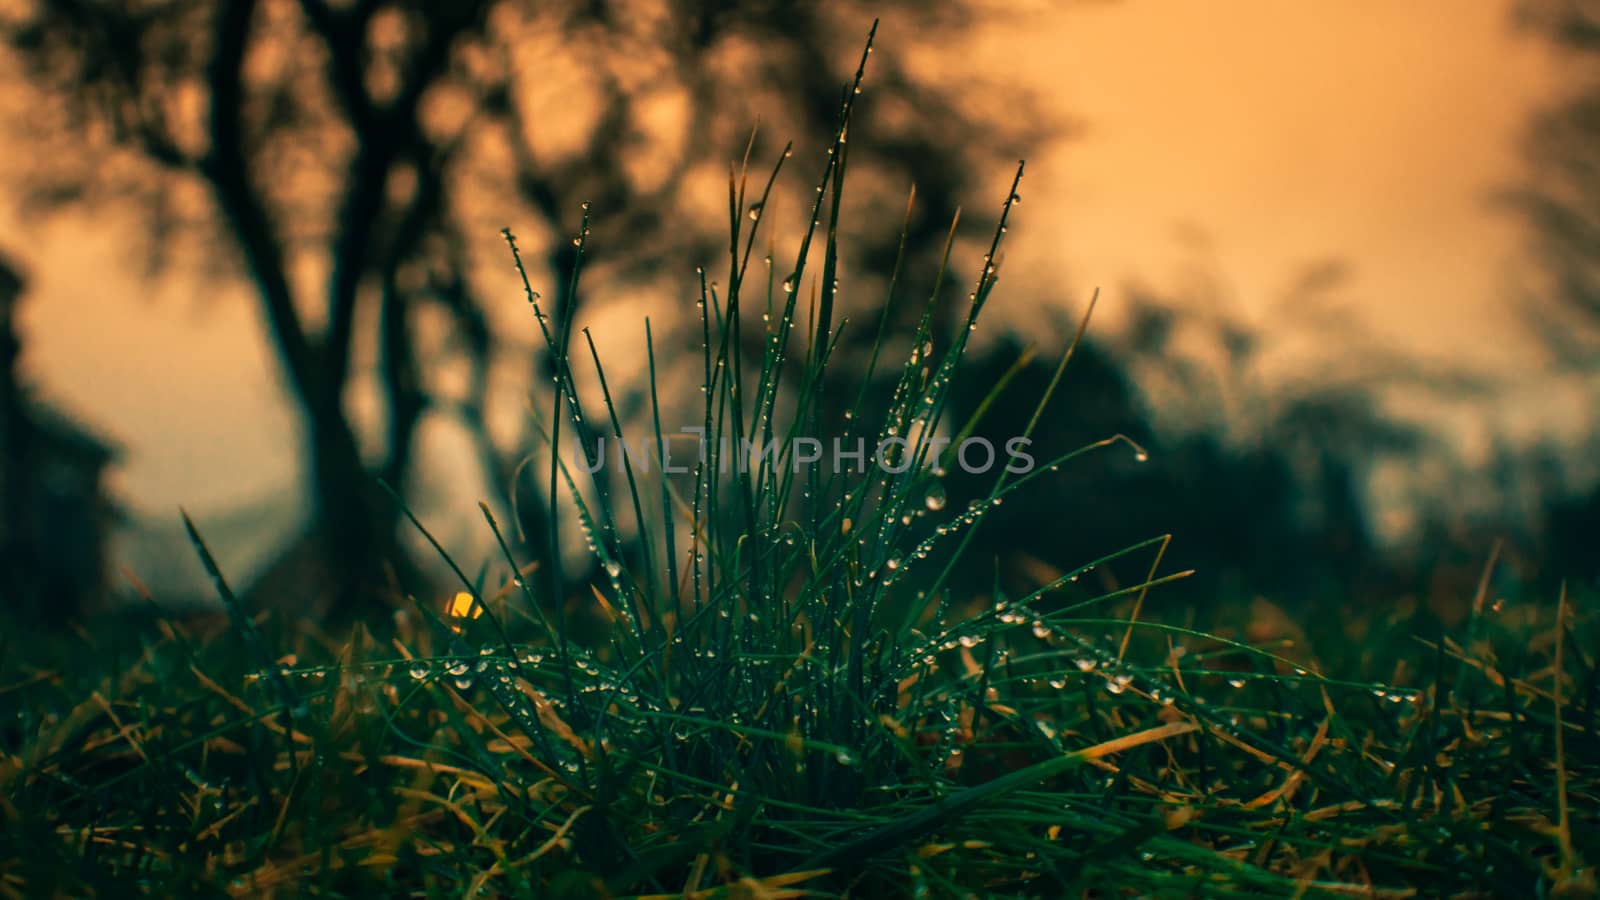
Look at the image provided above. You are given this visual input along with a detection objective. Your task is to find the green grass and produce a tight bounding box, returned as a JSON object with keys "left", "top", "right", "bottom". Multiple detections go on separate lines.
{"left": 4, "top": 32, "right": 1599, "bottom": 898}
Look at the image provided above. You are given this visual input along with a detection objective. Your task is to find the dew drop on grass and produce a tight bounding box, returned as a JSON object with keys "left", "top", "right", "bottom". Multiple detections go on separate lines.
{"left": 1031, "top": 621, "right": 1050, "bottom": 639}
{"left": 782, "top": 278, "right": 795, "bottom": 294}
{"left": 604, "top": 558, "right": 622, "bottom": 578}
{"left": 748, "top": 202, "right": 764, "bottom": 220}
{"left": 1228, "top": 677, "right": 1247, "bottom": 689}
{"left": 1133, "top": 449, "right": 1149, "bottom": 463}
{"left": 446, "top": 661, "right": 470, "bottom": 677}
{"left": 835, "top": 748, "right": 857, "bottom": 766}
{"left": 453, "top": 675, "right": 475, "bottom": 691}
{"left": 957, "top": 634, "right": 980, "bottom": 648}
{"left": 924, "top": 484, "right": 947, "bottom": 511}
{"left": 407, "top": 663, "right": 430, "bottom": 681}
{"left": 1074, "top": 658, "right": 1097, "bottom": 672}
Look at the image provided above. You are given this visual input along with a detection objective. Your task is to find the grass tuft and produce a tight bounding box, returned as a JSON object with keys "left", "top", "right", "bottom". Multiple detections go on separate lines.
{"left": 3, "top": 30, "right": 1597, "bottom": 898}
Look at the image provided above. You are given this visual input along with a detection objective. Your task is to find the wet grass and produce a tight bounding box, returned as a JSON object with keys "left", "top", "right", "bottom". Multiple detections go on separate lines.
{"left": 4, "top": 31, "right": 1598, "bottom": 898}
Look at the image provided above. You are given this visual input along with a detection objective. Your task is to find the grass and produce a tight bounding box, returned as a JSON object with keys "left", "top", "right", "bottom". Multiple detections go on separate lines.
{"left": 4, "top": 30, "right": 1599, "bottom": 898}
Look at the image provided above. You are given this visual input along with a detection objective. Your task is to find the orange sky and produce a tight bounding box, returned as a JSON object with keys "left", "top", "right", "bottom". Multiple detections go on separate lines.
{"left": 1, "top": 0, "right": 1581, "bottom": 543}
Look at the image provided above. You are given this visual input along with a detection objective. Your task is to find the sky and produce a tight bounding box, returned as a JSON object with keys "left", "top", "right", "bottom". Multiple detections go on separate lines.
{"left": 0, "top": 0, "right": 1585, "bottom": 578}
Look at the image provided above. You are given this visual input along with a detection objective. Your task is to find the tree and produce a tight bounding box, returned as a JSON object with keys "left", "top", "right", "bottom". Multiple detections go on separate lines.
{"left": 1509, "top": 0, "right": 1600, "bottom": 585}
{"left": 1511, "top": 0, "right": 1600, "bottom": 366}
{"left": 0, "top": 0, "right": 1037, "bottom": 614}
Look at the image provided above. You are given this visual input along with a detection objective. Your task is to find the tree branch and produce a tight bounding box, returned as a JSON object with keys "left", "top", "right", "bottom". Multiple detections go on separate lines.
{"left": 200, "top": 0, "right": 320, "bottom": 406}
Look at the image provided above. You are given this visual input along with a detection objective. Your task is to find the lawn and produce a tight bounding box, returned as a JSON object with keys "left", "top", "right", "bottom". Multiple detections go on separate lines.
{"left": 3, "top": 36, "right": 1596, "bottom": 898}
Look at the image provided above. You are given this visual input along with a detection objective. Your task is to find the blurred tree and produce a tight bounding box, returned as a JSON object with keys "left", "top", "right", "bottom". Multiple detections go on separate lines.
{"left": 0, "top": 0, "right": 1038, "bottom": 614}
{"left": 1512, "top": 0, "right": 1600, "bottom": 366}
{"left": 1510, "top": 0, "right": 1600, "bottom": 586}
{"left": 940, "top": 257, "right": 1475, "bottom": 611}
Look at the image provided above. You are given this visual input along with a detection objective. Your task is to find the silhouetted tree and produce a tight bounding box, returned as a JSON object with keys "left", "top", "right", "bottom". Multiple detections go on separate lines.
{"left": 0, "top": 1, "right": 1038, "bottom": 614}
{"left": 1512, "top": 0, "right": 1600, "bottom": 366}
{"left": 1509, "top": 0, "right": 1600, "bottom": 585}
{"left": 941, "top": 260, "right": 1469, "bottom": 610}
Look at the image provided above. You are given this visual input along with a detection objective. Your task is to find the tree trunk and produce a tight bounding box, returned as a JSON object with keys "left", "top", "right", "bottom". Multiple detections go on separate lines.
{"left": 247, "top": 385, "right": 425, "bottom": 622}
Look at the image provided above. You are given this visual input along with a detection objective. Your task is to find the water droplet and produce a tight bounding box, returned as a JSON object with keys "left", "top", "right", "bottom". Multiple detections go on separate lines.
{"left": 447, "top": 661, "right": 470, "bottom": 677}
{"left": 1074, "top": 658, "right": 1097, "bottom": 672}
{"left": 1031, "top": 621, "right": 1050, "bottom": 639}
{"left": 957, "top": 634, "right": 980, "bottom": 648}
{"left": 924, "top": 484, "right": 947, "bottom": 511}
{"left": 604, "top": 558, "right": 622, "bottom": 578}
{"left": 407, "top": 663, "right": 430, "bottom": 681}
{"left": 1133, "top": 450, "right": 1149, "bottom": 463}
{"left": 453, "top": 675, "right": 474, "bottom": 690}
{"left": 748, "top": 202, "right": 764, "bottom": 220}
{"left": 1227, "top": 677, "right": 1247, "bottom": 689}
{"left": 835, "top": 748, "right": 857, "bottom": 765}
{"left": 782, "top": 278, "right": 795, "bottom": 294}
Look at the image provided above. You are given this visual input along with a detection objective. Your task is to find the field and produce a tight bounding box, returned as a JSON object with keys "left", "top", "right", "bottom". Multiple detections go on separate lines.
{"left": 4, "top": 49, "right": 1598, "bottom": 900}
